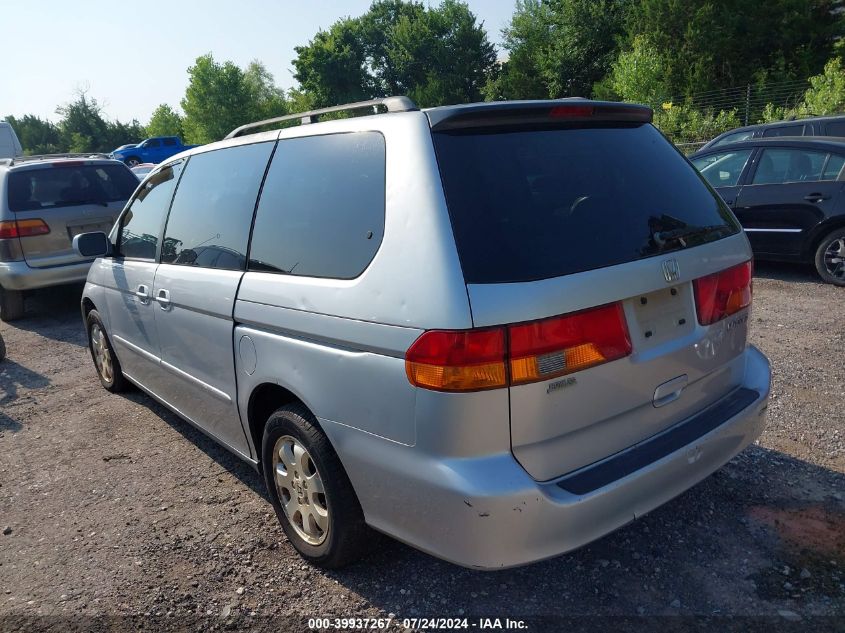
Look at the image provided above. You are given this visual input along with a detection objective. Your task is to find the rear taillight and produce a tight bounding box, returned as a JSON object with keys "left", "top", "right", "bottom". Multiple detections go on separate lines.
{"left": 693, "top": 261, "right": 753, "bottom": 326}
{"left": 405, "top": 302, "right": 632, "bottom": 392}
{"left": 509, "top": 303, "right": 632, "bottom": 385}
{"left": 0, "top": 219, "right": 50, "bottom": 239}
{"left": 405, "top": 328, "right": 507, "bottom": 392}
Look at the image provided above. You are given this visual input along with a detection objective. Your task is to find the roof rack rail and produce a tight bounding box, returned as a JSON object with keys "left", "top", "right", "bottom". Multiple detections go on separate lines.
{"left": 7, "top": 152, "right": 113, "bottom": 166}
{"left": 225, "top": 96, "right": 418, "bottom": 140}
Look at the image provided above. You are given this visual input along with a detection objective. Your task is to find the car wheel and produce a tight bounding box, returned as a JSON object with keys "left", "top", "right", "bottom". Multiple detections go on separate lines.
{"left": 0, "top": 287, "right": 24, "bottom": 321}
{"left": 262, "top": 403, "right": 370, "bottom": 568}
{"left": 814, "top": 228, "right": 845, "bottom": 286}
{"left": 86, "top": 309, "right": 128, "bottom": 392}
{"left": 124, "top": 156, "right": 141, "bottom": 168}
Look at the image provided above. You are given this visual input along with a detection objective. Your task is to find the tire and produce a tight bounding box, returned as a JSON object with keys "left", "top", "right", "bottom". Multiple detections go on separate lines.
{"left": 0, "top": 286, "right": 24, "bottom": 322}
{"left": 813, "top": 228, "right": 845, "bottom": 286}
{"left": 124, "top": 156, "right": 141, "bottom": 168}
{"left": 0, "top": 334, "right": 5, "bottom": 362}
{"left": 86, "top": 309, "right": 128, "bottom": 392}
{"left": 262, "top": 403, "right": 370, "bottom": 568}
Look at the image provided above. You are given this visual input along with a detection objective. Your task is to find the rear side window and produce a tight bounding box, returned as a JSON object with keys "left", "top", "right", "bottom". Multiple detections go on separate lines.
{"left": 433, "top": 124, "right": 740, "bottom": 284}
{"left": 824, "top": 121, "right": 845, "bottom": 137}
{"left": 118, "top": 161, "right": 184, "bottom": 260}
{"left": 762, "top": 124, "right": 805, "bottom": 137}
{"left": 161, "top": 142, "right": 274, "bottom": 270}
{"left": 712, "top": 130, "right": 755, "bottom": 147}
{"left": 8, "top": 163, "right": 138, "bottom": 212}
{"left": 751, "top": 148, "right": 836, "bottom": 184}
{"left": 248, "top": 132, "right": 385, "bottom": 279}
{"left": 691, "top": 149, "right": 753, "bottom": 187}
{"left": 163, "top": 138, "right": 177, "bottom": 147}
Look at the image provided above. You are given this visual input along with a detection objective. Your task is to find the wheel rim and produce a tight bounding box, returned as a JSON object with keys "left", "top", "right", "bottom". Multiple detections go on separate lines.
{"left": 90, "top": 324, "right": 113, "bottom": 383}
{"left": 272, "top": 435, "right": 329, "bottom": 546}
{"left": 127, "top": 158, "right": 139, "bottom": 167}
{"left": 823, "top": 237, "right": 845, "bottom": 280}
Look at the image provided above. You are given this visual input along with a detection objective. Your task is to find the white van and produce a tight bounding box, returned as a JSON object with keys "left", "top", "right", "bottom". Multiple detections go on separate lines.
{"left": 0, "top": 122, "right": 23, "bottom": 159}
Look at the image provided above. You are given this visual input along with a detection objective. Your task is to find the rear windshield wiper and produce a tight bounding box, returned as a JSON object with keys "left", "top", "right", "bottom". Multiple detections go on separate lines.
{"left": 653, "top": 224, "right": 730, "bottom": 248}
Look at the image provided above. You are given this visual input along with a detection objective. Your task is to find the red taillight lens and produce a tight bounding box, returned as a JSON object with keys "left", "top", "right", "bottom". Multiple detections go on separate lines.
{"left": 509, "top": 303, "right": 632, "bottom": 385}
{"left": 0, "top": 219, "right": 50, "bottom": 239}
{"left": 405, "top": 328, "right": 507, "bottom": 392}
{"left": 549, "top": 104, "right": 594, "bottom": 118}
{"left": 405, "top": 302, "right": 632, "bottom": 392}
{"left": 693, "top": 261, "right": 753, "bottom": 326}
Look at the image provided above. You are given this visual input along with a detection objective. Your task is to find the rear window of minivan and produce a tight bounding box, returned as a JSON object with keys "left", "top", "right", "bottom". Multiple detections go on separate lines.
{"left": 8, "top": 164, "right": 138, "bottom": 212}
{"left": 433, "top": 124, "right": 740, "bottom": 284}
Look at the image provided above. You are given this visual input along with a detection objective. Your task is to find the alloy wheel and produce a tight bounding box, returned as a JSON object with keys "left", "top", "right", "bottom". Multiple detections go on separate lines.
{"left": 272, "top": 435, "right": 329, "bottom": 545}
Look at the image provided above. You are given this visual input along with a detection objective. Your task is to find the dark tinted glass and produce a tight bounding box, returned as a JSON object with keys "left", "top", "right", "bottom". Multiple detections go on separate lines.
{"left": 162, "top": 142, "right": 273, "bottom": 270}
{"left": 8, "top": 164, "right": 138, "bottom": 212}
{"left": 433, "top": 124, "right": 740, "bottom": 284}
{"left": 163, "top": 138, "right": 177, "bottom": 146}
{"left": 762, "top": 124, "right": 805, "bottom": 137}
{"left": 752, "top": 148, "right": 828, "bottom": 184}
{"left": 824, "top": 121, "right": 845, "bottom": 137}
{"left": 712, "top": 130, "right": 754, "bottom": 147}
{"left": 249, "top": 132, "right": 385, "bottom": 279}
{"left": 118, "top": 161, "right": 184, "bottom": 260}
{"left": 691, "top": 149, "right": 753, "bottom": 187}
{"left": 146, "top": 139, "right": 161, "bottom": 148}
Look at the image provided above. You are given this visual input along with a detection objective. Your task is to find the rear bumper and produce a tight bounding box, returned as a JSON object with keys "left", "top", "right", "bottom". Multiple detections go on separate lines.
{"left": 340, "top": 345, "right": 770, "bottom": 569}
{"left": 0, "top": 259, "right": 93, "bottom": 291}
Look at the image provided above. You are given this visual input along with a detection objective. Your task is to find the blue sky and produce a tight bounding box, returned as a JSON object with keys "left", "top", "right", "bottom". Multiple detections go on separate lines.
{"left": 3, "top": 0, "right": 515, "bottom": 124}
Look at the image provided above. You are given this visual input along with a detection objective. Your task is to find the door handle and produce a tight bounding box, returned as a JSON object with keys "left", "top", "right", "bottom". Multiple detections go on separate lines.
{"left": 804, "top": 193, "right": 830, "bottom": 202}
{"left": 135, "top": 284, "right": 150, "bottom": 304}
{"left": 155, "top": 288, "right": 171, "bottom": 310}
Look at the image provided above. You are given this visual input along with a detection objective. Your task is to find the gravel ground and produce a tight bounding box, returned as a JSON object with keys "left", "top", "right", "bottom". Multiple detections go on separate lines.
{"left": 0, "top": 262, "right": 843, "bottom": 632}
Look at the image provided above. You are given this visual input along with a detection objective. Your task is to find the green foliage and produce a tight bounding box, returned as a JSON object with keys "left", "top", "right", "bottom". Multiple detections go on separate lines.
{"left": 3, "top": 114, "right": 62, "bottom": 155}
{"left": 490, "top": 0, "right": 627, "bottom": 100}
{"left": 800, "top": 57, "right": 845, "bottom": 116}
{"left": 54, "top": 92, "right": 144, "bottom": 153}
{"left": 181, "top": 54, "right": 288, "bottom": 144}
{"left": 653, "top": 103, "right": 742, "bottom": 144}
{"left": 624, "top": 0, "right": 841, "bottom": 99}
{"left": 293, "top": 0, "right": 496, "bottom": 108}
{"left": 599, "top": 35, "right": 668, "bottom": 105}
{"left": 146, "top": 104, "right": 184, "bottom": 138}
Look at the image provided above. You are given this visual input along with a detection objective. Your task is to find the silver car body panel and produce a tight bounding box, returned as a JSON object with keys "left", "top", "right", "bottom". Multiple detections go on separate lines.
{"left": 80, "top": 103, "right": 772, "bottom": 568}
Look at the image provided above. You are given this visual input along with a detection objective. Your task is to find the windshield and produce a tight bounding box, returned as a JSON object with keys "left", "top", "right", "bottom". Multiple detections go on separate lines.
{"left": 8, "top": 163, "right": 138, "bottom": 212}
{"left": 433, "top": 123, "right": 740, "bottom": 284}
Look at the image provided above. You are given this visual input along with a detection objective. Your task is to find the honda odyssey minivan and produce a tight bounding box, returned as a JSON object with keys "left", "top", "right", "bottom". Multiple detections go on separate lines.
{"left": 75, "top": 97, "right": 771, "bottom": 569}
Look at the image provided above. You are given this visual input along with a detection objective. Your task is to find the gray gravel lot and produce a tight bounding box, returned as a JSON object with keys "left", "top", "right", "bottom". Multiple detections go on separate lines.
{"left": 0, "top": 261, "right": 843, "bottom": 632}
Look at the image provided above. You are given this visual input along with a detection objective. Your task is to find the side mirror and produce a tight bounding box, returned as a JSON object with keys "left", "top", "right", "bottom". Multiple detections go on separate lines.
{"left": 73, "top": 232, "right": 111, "bottom": 258}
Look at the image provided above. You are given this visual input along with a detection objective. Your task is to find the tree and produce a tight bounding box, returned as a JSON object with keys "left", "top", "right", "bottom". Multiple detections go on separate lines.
{"left": 292, "top": 0, "right": 496, "bottom": 108}
{"left": 489, "top": 0, "right": 627, "bottom": 100}
{"left": 624, "top": 0, "right": 842, "bottom": 99}
{"left": 146, "top": 104, "right": 184, "bottom": 138}
{"left": 596, "top": 35, "right": 668, "bottom": 105}
{"left": 181, "top": 55, "right": 289, "bottom": 144}
{"left": 55, "top": 91, "right": 109, "bottom": 152}
{"left": 3, "top": 114, "right": 63, "bottom": 155}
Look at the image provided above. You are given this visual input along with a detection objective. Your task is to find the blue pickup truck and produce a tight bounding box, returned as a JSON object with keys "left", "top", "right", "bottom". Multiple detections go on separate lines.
{"left": 110, "top": 136, "right": 196, "bottom": 167}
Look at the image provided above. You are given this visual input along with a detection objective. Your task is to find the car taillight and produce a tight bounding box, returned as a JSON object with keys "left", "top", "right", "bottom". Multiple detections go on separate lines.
{"left": 0, "top": 219, "right": 50, "bottom": 239}
{"left": 693, "top": 260, "right": 753, "bottom": 326}
{"left": 405, "top": 302, "right": 632, "bottom": 392}
{"left": 509, "top": 303, "right": 632, "bottom": 385}
{"left": 405, "top": 328, "right": 507, "bottom": 392}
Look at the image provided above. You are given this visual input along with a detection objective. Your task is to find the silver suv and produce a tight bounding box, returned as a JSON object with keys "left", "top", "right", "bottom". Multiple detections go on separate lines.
{"left": 0, "top": 154, "right": 137, "bottom": 320}
{"left": 76, "top": 97, "right": 771, "bottom": 569}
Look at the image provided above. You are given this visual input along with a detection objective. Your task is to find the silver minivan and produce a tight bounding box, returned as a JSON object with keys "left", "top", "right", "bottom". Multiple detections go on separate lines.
{"left": 76, "top": 97, "right": 771, "bottom": 569}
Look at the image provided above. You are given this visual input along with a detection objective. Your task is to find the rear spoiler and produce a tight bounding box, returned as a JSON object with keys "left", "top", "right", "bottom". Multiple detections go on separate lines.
{"left": 426, "top": 100, "right": 653, "bottom": 131}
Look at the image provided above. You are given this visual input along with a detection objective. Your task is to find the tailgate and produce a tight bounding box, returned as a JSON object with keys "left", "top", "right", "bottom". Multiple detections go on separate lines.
{"left": 466, "top": 236, "right": 751, "bottom": 481}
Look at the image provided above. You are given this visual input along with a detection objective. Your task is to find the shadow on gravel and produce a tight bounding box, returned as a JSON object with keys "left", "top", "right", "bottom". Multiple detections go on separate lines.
{"left": 118, "top": 389, "right": 267, "bottom": 500}
{"left": 0, "top": 359, "right": 51, "bottom": 433}
{"left": 9, "top": 283, "right": 87, "bottom": 347}
{"left": 753, "top": 260, "right": 821, "bottom": 285}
